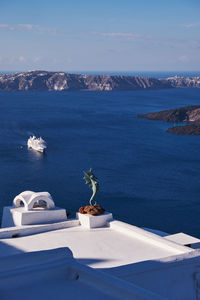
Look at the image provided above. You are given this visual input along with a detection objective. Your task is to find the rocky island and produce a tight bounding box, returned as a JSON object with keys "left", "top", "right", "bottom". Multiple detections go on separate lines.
{"left": 0, "top": 70, "right": 199, "bottom": 91}
{"left": 138, "top": 105, "right": 200, "bottom": 135}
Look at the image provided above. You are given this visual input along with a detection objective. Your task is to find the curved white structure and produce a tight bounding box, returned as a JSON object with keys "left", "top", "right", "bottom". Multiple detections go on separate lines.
{"left": 27, "top": 136, "right": 47, "bottom": 152}
{"left": 13, "top": 190, "right": 55, "bottom": 211}
{"left": 1, "top": 191, "right": 67, "bottom": 227}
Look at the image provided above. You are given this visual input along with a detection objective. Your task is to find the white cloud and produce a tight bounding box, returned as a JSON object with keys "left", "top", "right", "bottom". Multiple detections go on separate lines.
{"left": 184, "top": 22, "right": 200, "bottom": 28}
{"left": 102, "top": 32, "right": 140, "bottom": 38}
{"left": 0, "top": 23, "right": 57, "bottom": 35}
{"left": 0, "top": 24, "right": 12, "bottom": 29}
{"left": 18, "top": 24, "right": 34, "bottom": 31}
{"left": 101, "top": 32, "right": 151, "bottom": 40}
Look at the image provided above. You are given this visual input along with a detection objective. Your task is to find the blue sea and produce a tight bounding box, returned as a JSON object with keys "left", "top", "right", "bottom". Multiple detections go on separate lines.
{"left": 0, "top": 83, "right": 200, "bottom": 237}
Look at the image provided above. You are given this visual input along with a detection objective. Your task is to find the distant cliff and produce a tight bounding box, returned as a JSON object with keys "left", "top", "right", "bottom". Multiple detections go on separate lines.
{"left": 160, "top": 75, "right": 200, "bottom": 88}
{"left": 138, "top": 105, "right": 200, "bottom": 135}
{"left": 0, "top": 71, "right": 199, "bottom": 91}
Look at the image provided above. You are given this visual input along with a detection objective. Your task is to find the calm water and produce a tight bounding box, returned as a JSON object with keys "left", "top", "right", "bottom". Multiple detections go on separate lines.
{"left": 0, "top": 88, "right": 200, "bottom": 237}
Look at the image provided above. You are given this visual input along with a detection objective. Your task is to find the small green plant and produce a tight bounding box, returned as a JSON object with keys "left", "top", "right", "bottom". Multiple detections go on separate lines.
{"left": 83, "top": 168, "right": 99, "bottom": 206}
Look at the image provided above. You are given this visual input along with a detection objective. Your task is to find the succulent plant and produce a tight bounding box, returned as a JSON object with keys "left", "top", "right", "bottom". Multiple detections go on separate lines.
{"left": 83, "top": 168, "right": 99, "bottom": 206}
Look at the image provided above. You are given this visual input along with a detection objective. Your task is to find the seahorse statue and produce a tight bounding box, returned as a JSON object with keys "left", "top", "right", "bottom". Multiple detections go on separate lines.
{"left": 83, "top": 168, "right": 99, "bottom": 206}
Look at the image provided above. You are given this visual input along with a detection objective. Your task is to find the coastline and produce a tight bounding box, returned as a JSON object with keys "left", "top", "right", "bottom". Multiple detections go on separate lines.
{"left": 0, "top": 70, "right": 199, "bottom": 91}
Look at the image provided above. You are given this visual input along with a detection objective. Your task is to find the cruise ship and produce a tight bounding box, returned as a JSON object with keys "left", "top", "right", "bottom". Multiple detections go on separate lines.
{"left": 27, "top": 136, "right": 47, "bottom": 153}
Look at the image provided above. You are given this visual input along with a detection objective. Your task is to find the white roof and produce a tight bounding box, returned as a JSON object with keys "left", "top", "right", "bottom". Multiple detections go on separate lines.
{"left": 0, "top": 220, "right": 191, "bottom": 269}
{"left": 0, "top": 218, "right": 199, "bottom": 300}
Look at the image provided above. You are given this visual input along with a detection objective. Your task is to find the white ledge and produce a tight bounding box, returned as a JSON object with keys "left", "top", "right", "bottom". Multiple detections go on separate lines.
{"left": 0, "top": 219, "right": 80, "bottom": 239}
{"left": 109, "top": 220, "right": 192, "bottom": 255}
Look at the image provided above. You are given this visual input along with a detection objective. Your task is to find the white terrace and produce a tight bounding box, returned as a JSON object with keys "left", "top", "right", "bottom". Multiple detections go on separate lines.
{"left": 0, "top": 191, "right": 200, "bottom": 300}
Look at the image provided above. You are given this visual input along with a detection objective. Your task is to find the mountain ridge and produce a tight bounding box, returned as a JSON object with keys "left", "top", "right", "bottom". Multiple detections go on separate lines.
{"left": 0, "top": 70, "right": 199, "bottom": 91}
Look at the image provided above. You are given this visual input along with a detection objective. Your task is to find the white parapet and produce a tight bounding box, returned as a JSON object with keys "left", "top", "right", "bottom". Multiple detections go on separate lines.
{"left": 109, "top": 220, "right": 191, "bottom": 255}
{"left": 0, "top": 248, "right": 165, "bottom": 300}
{"left": 1, "top": 206, "right": 67, "bottom": 227}
{"left": 77, "top": 211, "right": 113, "bottom": 228}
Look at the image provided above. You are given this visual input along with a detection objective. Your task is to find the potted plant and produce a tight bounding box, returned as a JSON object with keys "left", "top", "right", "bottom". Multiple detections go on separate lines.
{"left": 79, "top": 168, "right": 105, "bottom": 216}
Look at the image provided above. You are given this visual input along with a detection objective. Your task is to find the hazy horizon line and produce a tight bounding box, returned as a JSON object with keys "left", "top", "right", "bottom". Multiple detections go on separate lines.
{"left": 0, "top": 70, "right": 200, "bottom": 73}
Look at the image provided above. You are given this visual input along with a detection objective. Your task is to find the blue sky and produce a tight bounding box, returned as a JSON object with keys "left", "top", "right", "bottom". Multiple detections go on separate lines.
{"left": 0, "top": 0, "right": 199, "bottom": 71}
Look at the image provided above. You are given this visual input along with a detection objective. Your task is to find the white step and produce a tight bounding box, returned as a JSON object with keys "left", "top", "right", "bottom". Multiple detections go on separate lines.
{"left": 165, "top": 232, "right": 200, "bottom": 247}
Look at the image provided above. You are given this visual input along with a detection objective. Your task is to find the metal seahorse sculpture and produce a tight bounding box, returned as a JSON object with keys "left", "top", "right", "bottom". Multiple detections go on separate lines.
{"left": 83, "top": 168, "right": 99, "bottom": 206}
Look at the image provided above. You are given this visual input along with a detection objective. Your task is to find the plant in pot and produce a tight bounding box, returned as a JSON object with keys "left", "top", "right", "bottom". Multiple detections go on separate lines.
{"left": 79, "top": 168, "right": 105, "bottom": 216}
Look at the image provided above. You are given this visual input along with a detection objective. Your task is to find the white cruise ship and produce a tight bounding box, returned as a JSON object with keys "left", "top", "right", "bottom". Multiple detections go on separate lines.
{"left": 27, "top": 136, "right": 47, "bottom": 152}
